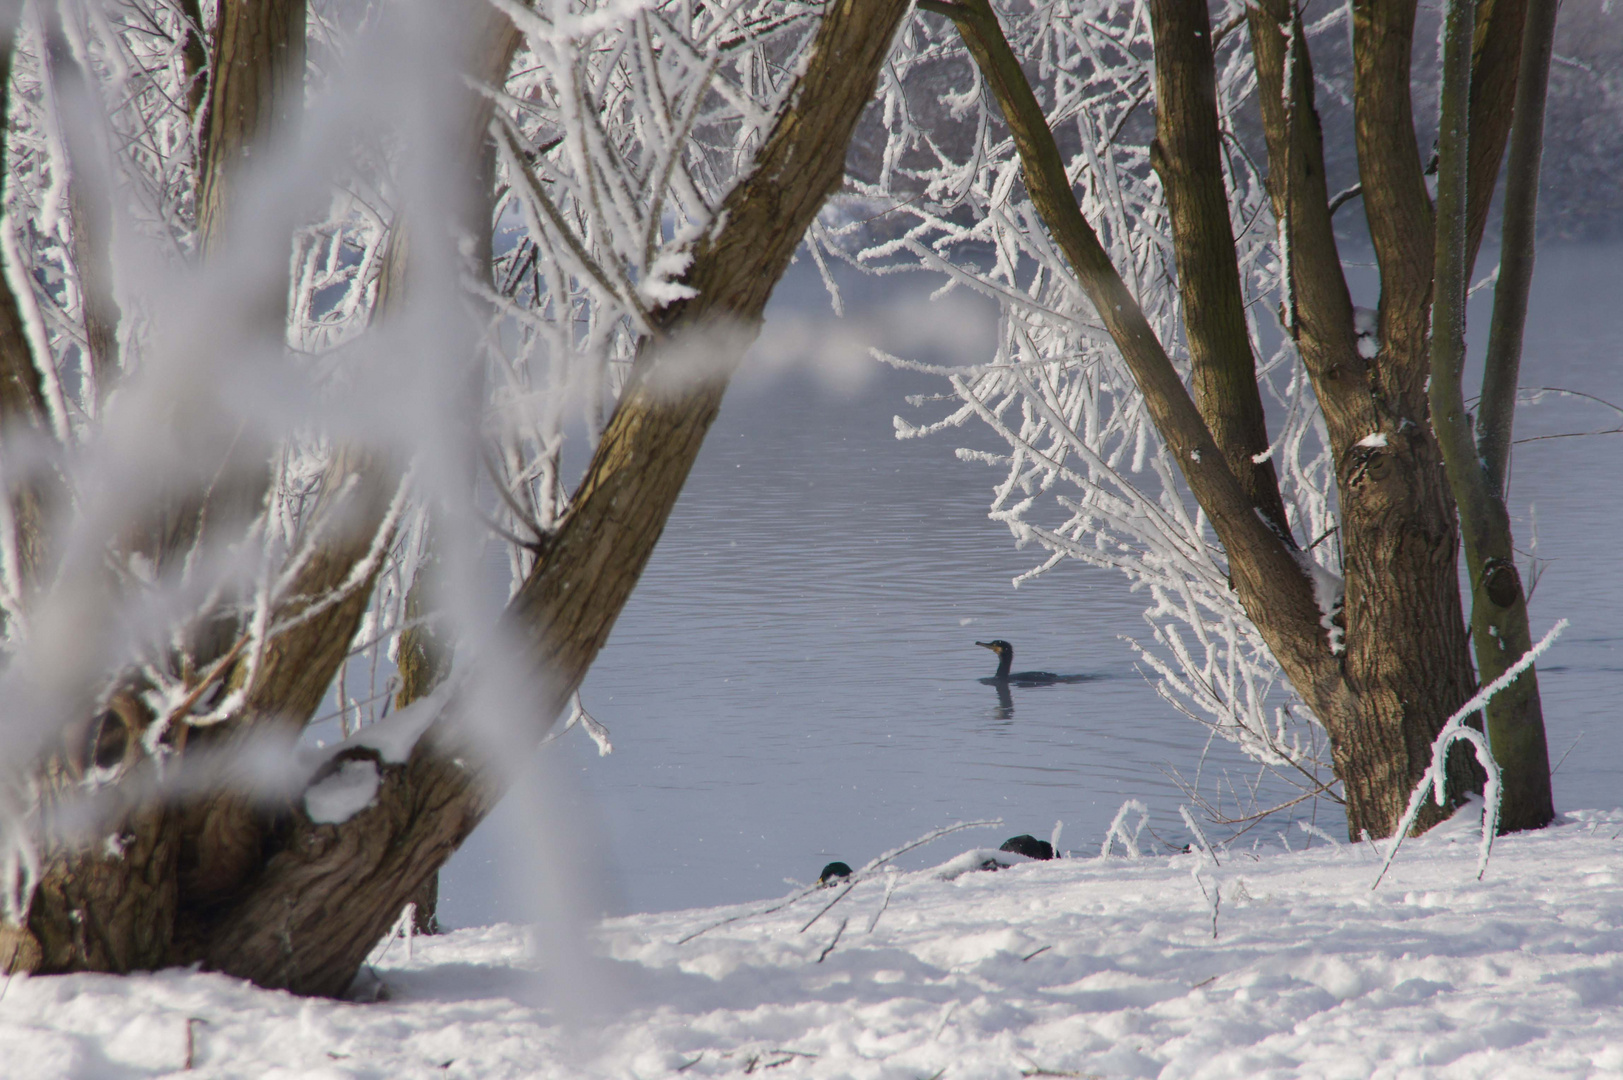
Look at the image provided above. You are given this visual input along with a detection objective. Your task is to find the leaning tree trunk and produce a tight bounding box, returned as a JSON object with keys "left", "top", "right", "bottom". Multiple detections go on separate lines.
{"left": 924, "top": 0, "right": 1541, "bottom": 840}
{"left": 187, "top": 0, "right": 913, "bottom": 996}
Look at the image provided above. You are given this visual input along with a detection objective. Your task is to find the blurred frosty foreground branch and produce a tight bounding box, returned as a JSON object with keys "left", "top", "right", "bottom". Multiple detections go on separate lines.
{"left": 0, "top": 0, "right": 911, "bottom": 994}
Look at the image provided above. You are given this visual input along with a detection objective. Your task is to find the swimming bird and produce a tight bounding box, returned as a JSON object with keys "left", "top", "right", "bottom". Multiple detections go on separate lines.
{"left": 975, "top": 640, "right": 1089, "bottom": 686}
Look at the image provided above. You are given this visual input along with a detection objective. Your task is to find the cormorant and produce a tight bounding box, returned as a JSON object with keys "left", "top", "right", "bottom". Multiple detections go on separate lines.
{"left": 817, "top": 861, "right": 853, "bottom": 887}
{"left": 999, "top": 834, "right": 1055, "bottom": 860}
{"left": 976, "top": 640, "right": 1090, "bottom": 686}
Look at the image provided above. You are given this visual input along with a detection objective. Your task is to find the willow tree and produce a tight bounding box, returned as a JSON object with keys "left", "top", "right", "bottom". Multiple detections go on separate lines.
{"left": 0, "top": 0, "right": 910, "bottom": 994}
{"left": 858, "top": 0, "right": 1558, "bottom": 838}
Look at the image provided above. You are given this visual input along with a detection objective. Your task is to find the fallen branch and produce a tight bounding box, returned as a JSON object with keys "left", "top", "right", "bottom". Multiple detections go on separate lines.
{"left": 815, "top": 917, "right": 847, "bottom": 963}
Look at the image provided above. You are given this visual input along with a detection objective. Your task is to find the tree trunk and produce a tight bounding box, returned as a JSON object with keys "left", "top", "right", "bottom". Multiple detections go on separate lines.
{"left": 195, "top": 0, "right": 305, "bottom": 253}
{"left": 1147, "top": 0, "right": 1291, "bottom": 539}
{"left": 188, "top": 0, "right": 913, "bottom": 996}
{"left": 3, "top": 0, "right": 324, "bottom": 978}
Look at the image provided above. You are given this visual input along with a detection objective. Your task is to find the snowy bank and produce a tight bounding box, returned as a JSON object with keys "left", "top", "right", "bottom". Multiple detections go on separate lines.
{"left": 2, "top": 808, "right": 1620, "bottom": 1079}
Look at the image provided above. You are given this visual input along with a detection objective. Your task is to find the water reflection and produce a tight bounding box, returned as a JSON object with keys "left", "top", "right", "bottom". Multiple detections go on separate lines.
{"left": 979, "top": 673, "right": 1105, "bottom": 719}
{"left": 988, "top": 679, "right": 1013, "bottom": 720}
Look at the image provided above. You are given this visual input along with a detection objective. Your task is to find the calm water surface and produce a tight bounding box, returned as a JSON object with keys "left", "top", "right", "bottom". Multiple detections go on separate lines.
{"left": 442, "top": 244, "right": 1623, "bottom": 925}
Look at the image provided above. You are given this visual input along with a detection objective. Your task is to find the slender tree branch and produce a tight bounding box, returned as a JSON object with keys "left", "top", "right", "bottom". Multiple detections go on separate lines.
{"left": 1477, "top": 0, "right": 1557, "bottom": 496}
{"left": 1248, "top": 0, "right": 1373, "bottom": 445}
{"left": 1428, "top": 0, "right": 1554, "bottom": 834}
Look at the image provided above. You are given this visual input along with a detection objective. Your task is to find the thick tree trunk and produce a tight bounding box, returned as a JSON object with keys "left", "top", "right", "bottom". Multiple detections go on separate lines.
{"left": 3, "top": 0, "right": 327, "bottom": 978}
{"left": 0, "top": 28, "right": 174, "bottom": 977}
{"left": 1251, "top": 0, "right": 1487, "bottom": 836}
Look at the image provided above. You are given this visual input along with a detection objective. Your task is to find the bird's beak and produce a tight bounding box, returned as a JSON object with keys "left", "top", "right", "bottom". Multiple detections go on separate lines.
{"left": 975, "top": 641, "right": 995, "bottom": 651}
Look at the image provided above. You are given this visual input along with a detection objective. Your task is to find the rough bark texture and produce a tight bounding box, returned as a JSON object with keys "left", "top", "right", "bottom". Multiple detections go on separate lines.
{"left": 191, "top": 0, "right": 913, "bottom": 997}
{"left": 21, "top": 694, "right": 179, "bottom": 974}
{"left": 5, "top": 0, "right": 333, "bottom": 977}
{"left": 0, "top": 28, "right": 167, "bottom": 978}
{"left": 1253, "top": 0, "right": 1485, "bottom": 837}
{"left": 1147, "top": 0, "right": 1290, "bottom": 539}
{"left": 173, "top": 451, "right": 401, "bottom": 918}
{"left": 195, "top": 0, "right": 305, "bottom": 252}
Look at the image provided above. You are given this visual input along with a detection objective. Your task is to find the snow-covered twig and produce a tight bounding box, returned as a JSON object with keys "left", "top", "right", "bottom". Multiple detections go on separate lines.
{"left": 676, "top": 820, "right": 1000, "bottom": 945}
{"left": 1373, "top": 619, "right": 1569, "bottom": 890}
{"left": 1100, "top": 799, "right": 1150, "bottom": 859}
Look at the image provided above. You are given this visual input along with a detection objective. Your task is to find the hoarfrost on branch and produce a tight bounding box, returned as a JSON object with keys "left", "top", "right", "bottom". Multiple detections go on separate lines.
{"left": 842, "top": 0, "right": 1342, "bottom": 792}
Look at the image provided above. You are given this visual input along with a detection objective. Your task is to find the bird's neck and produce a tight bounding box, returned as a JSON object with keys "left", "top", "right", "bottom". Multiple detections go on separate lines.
{"left": 996, "top": 650, "right": 1012, "bottom": 679}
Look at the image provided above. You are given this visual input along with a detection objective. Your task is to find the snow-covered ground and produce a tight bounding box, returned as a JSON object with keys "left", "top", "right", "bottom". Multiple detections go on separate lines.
{"left": 2, "top": 807, "right": 1620, "bottom": 1079}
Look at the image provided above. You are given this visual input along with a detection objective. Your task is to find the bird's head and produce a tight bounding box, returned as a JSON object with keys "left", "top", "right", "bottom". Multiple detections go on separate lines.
{"left": 976, "top": 640, "right": 1012, "bottom": 655}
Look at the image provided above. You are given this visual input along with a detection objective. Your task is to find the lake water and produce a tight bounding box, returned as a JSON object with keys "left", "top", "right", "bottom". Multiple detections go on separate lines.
{"left": 441, "top": 243, "right": 1623, "bottom": 926}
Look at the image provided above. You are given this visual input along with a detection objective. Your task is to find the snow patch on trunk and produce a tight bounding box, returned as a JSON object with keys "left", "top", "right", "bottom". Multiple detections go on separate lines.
{"left": 304, "top": 759, "right": 381, "bottom": 825}
{"left": 1298, "top": 554, "right": 1346, "bottom": 655}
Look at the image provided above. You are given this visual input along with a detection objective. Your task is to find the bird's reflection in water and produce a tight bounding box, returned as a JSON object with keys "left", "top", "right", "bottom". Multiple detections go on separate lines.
{"left": 990, "top": 680, "right": 1014, "bottom": 720}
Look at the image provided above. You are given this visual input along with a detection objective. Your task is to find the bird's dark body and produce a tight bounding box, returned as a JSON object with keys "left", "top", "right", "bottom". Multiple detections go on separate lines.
{"left": 1000, "top": 834, "right": 1055, "bottom": 860}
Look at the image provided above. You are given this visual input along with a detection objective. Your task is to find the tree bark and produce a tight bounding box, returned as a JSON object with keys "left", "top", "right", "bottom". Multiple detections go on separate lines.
{"left": 195, "top": 0, "right": 305, "bottom": 253}
{"left": 196, "top": 0, "right": 913, "bottom": 997}
{"left": 1466, "top": 0, "right": 1528, "bottom": 274}
{"left": 1147, "top": 0, "right": 1290, "bottom": 539}
{"left": 5, "top": 0, "right": 320, "bottom": 978}
{"left": 1479, "top": 0, "right": 1556, "bottom": 494}
{"left": 1252, "top": 0, "right": 1484, "bottom": 836}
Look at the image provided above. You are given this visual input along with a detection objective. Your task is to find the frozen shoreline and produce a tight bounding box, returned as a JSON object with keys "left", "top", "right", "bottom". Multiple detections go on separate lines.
{"left": 3, "top": 807, "right": 1620, "bottom": 1078}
